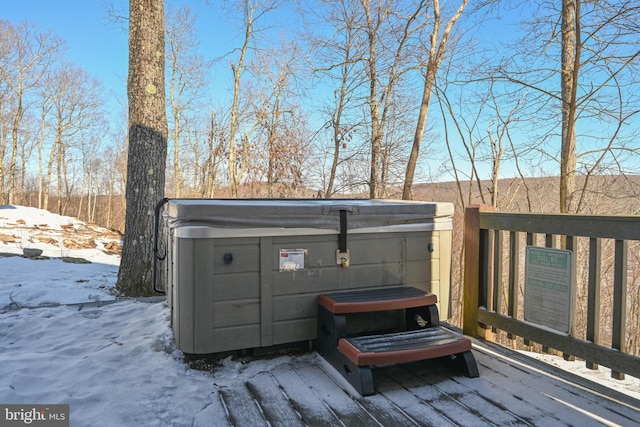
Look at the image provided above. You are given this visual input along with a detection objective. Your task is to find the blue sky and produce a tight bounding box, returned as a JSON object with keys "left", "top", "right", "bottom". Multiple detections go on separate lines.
{"left": 1, "top": 0, "right": 252, "bottom": 119}
{"left": 1, "top": 0, "right": 524, "bottom": 183}
{"left": 8, "top": 1, "right": 631, "bottom": 184}
{"left": 3, "top": 1, "right": 129, "bottom": 102}
{"left": 2, "top": 0, "right": 300, "bottom": 126}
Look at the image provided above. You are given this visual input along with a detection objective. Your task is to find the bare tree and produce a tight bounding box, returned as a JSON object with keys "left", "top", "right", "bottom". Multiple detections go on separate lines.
{"left": 360, "top": 0, "right": 426, "bottom": 198}
{"left": 165, "top": 5, "right": 210, "bottom": 197}
{"left": 35, "top": 74, "right": 54, "bottom": 209}
{"left": 559, "top": 0, "right": 579, "bottom": 214}
{"left": 306, "top": 0, "right": 367, "bottom": 197}
{"left": 201, "top": 108, "right": 225, "bottom": 197}
{"left": 78, "top": 129, "right": 108, "bottom": 223}
{"left": 41, "top": 64, "right": 103, "bottom": 214}
{"left": 227, "top": 1, "right": 253, "bottom": 198}
{"left": 0, "top": 39, "right": 9, "bottom": 198}
{"left": 0, "top": 20, "right": 63, "bottom": 204}
{"left": 249, "top": 40, "right": 307, "bottom": 197}
{"left": 497, "top": 0, "right": 640, "bottom": 213}
{"left": 215, "top": 0, "right": 281, "bottom": 197}
{"left": 117, "top": 0, "right": 168, "bottom": 297}
{"left": 402, "top": 0, "right": 469, "bottom": 200}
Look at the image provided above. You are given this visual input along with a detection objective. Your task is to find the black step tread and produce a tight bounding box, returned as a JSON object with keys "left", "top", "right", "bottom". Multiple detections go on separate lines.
{"left": 318, "top": 286, "right": 437, "bottom": 314}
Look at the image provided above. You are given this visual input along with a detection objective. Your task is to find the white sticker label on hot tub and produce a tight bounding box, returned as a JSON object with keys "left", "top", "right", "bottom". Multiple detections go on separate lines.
{"left": 279, "top": 249, "right": 306, "bottom": 271}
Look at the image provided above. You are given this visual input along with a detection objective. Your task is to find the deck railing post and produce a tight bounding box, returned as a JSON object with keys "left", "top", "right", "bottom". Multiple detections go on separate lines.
{"left": 463, "top": 204, "right": 495, "bottom": 338}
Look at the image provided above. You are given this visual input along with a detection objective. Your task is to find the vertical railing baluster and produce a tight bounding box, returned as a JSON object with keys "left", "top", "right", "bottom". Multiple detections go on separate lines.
{"left": 523, "top": 232, "right": 535, "bottom": 348}
{"left": 546, "top": 233, "right": 554, "bottom": 248}
{"left": 508, "top": 231, "right": 520, "bottom": 341}
{"left": 542, "top": 233, "right": 554, "bottom": 354}
{"left": 563, "top": 236, "right": 576, "bottom": 361}
{"left": 586, "top": 237, "right": 601, "bottom": 370}
{"left": 478, "top": 228, "right": 492, "bottom": 335}
{"left": 480, "top": 228, "right": 492, "bottom": 311}
{"left": 612, "top": 239, "right": 628, "bottom": 380}
{"left": 492, "top": 230, "right": 504, "bottom": 334}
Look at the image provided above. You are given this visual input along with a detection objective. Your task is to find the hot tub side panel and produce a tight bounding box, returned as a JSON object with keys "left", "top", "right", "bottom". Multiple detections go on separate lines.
{"left": 272, "top": 233, "right": 401, "bottom": 345}
{"left": 268, "top": 230, "right": 449, "bottom": 347}
{"left": 171, "top": 235, "right": 262, "bottom": 354}
{"left": 170, "top": 228, "right": 450, "bottom": 354}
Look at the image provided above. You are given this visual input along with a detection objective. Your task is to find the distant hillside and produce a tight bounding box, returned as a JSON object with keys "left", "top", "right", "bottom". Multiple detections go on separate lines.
{"left": 410, "top": 175, "right": 640, "bottom": 215}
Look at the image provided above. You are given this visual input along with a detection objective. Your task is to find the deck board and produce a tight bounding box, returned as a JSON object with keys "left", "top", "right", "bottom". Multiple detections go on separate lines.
{"left": 200, "top": 337, "right": 640, "bottom": 426}
{"left": 403, "top": 360, "right": 530, "bottom": 426}
{"left": 475, "top": 344, "right": 640, "bottom": 426}
{"left": 219, "top": 384, "right": 267, "bottom": 426}
{"left": 246, "top": 372, "right": 306, "bottom": 427}
{"left": 373, "top": 368, "right": 463, "bottom": 426}
{"left": 269, "top": 362, "right": 344, "bottom": 427}
{"left": 382, "top": 363, "right": 497, "bottom": 426}
{"left": 291, "top": 359, "right": 378, "bottom": 426}
{"left": 468, "top": 355, "right": 567, "bottom": 425}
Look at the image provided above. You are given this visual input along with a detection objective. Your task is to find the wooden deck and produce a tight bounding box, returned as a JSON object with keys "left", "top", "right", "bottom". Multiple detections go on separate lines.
{"left": 194, "top": 335, "right": 640, "bottom": 427}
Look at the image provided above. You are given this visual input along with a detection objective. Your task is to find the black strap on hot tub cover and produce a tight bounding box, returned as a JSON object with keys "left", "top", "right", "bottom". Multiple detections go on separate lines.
{"left": 339, "top": 209, "right": 348, "bottom": 253}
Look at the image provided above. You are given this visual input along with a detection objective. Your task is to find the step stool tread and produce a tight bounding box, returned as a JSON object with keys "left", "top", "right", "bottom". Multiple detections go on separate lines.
{"left": 338, "top": 327, "right": 471, "bottom": 366}
{"left": 318, "top": 286, "right": 437, "bottom": 314}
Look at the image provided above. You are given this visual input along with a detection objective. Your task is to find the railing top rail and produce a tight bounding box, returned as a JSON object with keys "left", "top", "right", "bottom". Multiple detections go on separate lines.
{"left": 479, "top": 211, "right": 640, "bottom": 240}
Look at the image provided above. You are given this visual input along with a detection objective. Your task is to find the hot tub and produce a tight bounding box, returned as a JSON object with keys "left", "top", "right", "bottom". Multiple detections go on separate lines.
{"left": 162, "top": 199, "right": 454, "bottom": 354}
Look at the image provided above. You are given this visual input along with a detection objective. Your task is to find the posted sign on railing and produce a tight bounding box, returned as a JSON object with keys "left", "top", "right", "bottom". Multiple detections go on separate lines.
{"left": 524, "top": 246, "right": 574, "bottom": 334}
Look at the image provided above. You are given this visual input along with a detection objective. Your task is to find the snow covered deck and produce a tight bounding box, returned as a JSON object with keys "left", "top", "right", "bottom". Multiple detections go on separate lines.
{"left": 2, "top": 205, "right": 639, "bottom": 426}
{"left": 201, "top": 336, "right": 640, "bottom": 427}
{"left": 1, "top": 300, "right": 639, "bottom": 426}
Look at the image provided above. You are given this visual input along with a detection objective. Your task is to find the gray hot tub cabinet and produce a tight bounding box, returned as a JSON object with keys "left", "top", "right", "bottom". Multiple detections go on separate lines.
{"left": 163, "top": 199, "right": 454, "bottom": 354}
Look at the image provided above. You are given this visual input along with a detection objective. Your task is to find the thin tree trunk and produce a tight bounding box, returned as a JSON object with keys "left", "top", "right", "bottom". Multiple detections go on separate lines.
{"left": 56, "top": 137, "right": 63, "bottom": 214}
{"left": 43, "top": 132, "right": 60, "bottom": 211}
{"left": 8, "top": 97, "right": 22, "bottom": 205}
{"left": 362, "top": 1, "right": 381, "bottom": 199}
{"left": 37, "top": 104, "right": 47, "bottom": 209}
{"left": 229, "top": 8, "right": 253, "bottom": 198}
{"left": 403, "top": 0, "right": 468, "bottom": 200}
{"left": 560, "top": 0, "right": 580, "bottom": 213}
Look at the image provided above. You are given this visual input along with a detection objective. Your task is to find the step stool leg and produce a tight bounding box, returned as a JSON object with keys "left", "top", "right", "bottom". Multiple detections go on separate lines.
{"left": 337, "top": 354, "right": 375, "bottom": 397}
{"left": 454, "top": 350, "right": 479, "bottom": 378}
{"left": 316, "top": 306, "right": 346, "bottom": 365}
{"left": 406, "top": 304, "right": 440, "bottom": 330}
{"left": 426, "top": 304, "right": 440, "bottom": 327}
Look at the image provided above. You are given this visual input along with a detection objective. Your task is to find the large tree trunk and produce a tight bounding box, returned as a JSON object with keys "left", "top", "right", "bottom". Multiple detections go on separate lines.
{"left": 117, "top": 0, "right": 168, "bottom": 297}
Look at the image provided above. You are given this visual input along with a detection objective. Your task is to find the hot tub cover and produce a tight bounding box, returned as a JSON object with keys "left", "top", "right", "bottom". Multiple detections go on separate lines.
{"left": 164, "top": 199, "right": 453, "bottom": 231}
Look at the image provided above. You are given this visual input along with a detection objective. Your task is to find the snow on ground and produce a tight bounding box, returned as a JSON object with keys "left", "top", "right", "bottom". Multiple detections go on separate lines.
{"left": 0, "top": 205, "right": 307, "bottom": 426}
{"left": 0, "top": 256, "right": 117, "bottom": 308}
{"left": 1, "top": 204, "right": 638, "bottom": 426}
{"left": 0, "top": 204, "right": 120, "bottom": 307}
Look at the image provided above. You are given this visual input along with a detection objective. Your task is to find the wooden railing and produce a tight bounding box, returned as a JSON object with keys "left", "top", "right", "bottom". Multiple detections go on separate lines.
{"left": 463, "top": 204, "right": 640, "bottom": 380}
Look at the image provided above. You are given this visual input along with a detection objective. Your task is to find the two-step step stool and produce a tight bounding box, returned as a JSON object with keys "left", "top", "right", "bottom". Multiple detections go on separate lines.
{"left": 316, "top": 286, "right": 479, "bottom": 396}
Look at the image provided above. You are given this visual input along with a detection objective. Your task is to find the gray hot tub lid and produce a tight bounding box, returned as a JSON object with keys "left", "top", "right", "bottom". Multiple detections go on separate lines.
{"left": 165, "top": 199, "right": 453, "bottom": 231}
